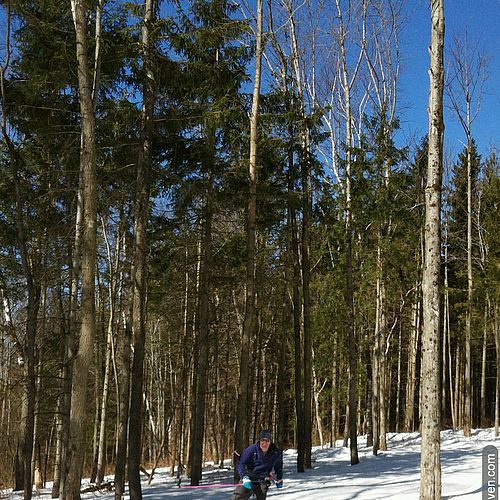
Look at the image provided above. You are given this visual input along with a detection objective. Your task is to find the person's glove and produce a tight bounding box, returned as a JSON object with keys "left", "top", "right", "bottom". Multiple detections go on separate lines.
{"left": 242, "top": 476, "right": 252, "bottom": 489}
{"left": 276, "top": 479, "right": 283, "bottom": 489}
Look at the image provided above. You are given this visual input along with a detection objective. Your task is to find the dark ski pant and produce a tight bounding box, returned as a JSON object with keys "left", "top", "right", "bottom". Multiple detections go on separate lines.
{"left": 231, "top": 482, "right": 269, "bottom": 500}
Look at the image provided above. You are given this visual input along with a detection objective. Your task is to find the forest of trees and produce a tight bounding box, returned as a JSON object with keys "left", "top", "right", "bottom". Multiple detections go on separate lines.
{"left": 0, "top": 0, "right": 498, "bottom": 498}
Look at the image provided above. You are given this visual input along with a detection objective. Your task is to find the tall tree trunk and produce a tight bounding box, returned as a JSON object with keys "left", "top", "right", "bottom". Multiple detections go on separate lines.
{"left": 52, "top": 282, "right": 72, "bottom": 498}
{"left": 463, "top": 135, "right": 473, "bottom": 437}
{"left": 11, "top": 194, "right": 40, "bottom": 500}
{"left": 1, "top": 8, "right": 40, "bottom": 497}
{"left": 266, "top": 0, "right": 305, "bottom": 467}
{"left": 277, "top": 285, "right": 288, "bottom": 449}
{"left": 55, "top": 153, "right": 84, "bottom": 499}
{"left": 447, "top": 32, "right": 487, "bottom": 437}
{"left": 447, "top": 306, "right": 455, "bottom": 429}
{"left": 287, "top": 3, "right": 313, "bottom": 469}
{"left": 336, "top": 0, "right": 363, "bottom": 464}
{"left": 301, "top": 143, "right": 313, "bottom": 469}
{"left": 62, "top": 0, "right": 98, "bottom": 497}
{"left": 14, "top": 291, "right": 39, "bottom": 499}
{"left": 419, "top": 1, "right": 444, "bottom": 497}
{"left": 128, "top": 1, "right": 156, "bottom": 497}
{"left": 96, "top": 216, "right": 120, "bottom": 485}
{"left": 395, "top": 322, "right": 403, "bottom": 432}
{"left": 312, "top": 363, "right": 325, "bottom": 447}
{"left": 52, "top": 368, "right": 64, "bottom": 498}
{"left": 170, "top": 248, "right": 191, "bottom": 479}
{"left": 443, "top": 221, "right": 456, "bottom": 428}
{"left": 114, "top": 310, "right": 132, "bottom": 500}
{"left": 96, "top": 313, "right": 114, "bottom": 484}
{"left": 90, "top": 324, "right": 102, "bottom": 483}
{"left": 372, "top": 246, "right": 382, "bottom": 454}
{"left": 480, "top": 303, "right": 488, "bottom": 427}
{"left": 187, "top": 238, "right": 202, "bottom": 479}
{"left": 290, "top": 177, "right": 304, "bottom": 472}
{"left": 189, "top": 195, "right": 212, "bottom": 485}
{"left": 112, "top": 201, "right": 131, "bottom": 500}
{"left": 365, "top": 330, "right": 373, "bottom": 447}
{"left": 331, "top": 334, "right": 339, "bottom": 447}
{"left": 233, "top": 0, "right": 263, "bottom": 479}
{"left": 287, "top": 121, "right": 304, "bottom": 472}
{"left": 379, "top": 343, "right": 388, "bottom": 451}
{"left": 363, "top": 2, "right": 401, "bottom": 449}
{"left": 454, "top": 348, "right": 462, "bottom": 428}
{"left": 344, "top": 91, "right": 359, "bottom": 466}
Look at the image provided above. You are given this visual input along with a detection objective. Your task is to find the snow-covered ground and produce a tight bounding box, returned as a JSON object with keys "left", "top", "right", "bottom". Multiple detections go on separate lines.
{"left": 3, "top": 428, "right": 499, "bottom": 499}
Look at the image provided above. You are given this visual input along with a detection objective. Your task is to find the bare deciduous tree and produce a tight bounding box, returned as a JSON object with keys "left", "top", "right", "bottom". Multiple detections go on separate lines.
{"left": 419, "top": 0, "right": 444, "bottom": 497}
{"left": 335, "top": 0, "right": 367, "bottom": 466}
{"left": 446, "top": 32, "right": 487, "bottom": 438}
{"left": 362, "top": 0, "right": 402, "bottom": 454}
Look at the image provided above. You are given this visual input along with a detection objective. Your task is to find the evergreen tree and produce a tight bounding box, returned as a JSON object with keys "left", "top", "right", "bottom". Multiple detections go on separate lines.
{"left": 164, "top": 0, "right": 251, "bottom": 485}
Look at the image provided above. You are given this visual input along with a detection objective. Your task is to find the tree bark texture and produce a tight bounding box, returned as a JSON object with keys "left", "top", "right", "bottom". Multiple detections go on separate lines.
{"left": 419, "top": 1, "right": 444, "bottom": 498}
{"left": 63, "top": 0, "right": 98, "bottom": 497}
{"left": 336, "top": 0, "right": 360, "bottom": 464}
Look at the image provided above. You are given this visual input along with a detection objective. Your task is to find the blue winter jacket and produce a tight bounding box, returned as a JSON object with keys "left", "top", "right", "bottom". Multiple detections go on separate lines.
{"left": 237, "top": 442, "right": 283, "bottom": 481}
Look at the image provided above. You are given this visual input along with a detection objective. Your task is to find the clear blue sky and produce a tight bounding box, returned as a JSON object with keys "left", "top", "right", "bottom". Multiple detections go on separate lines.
{"left": 0, "top": 0, "right": 497, "bottom": 159}
{"left": 398, "top": 0, "right": 500, "bottom": 158}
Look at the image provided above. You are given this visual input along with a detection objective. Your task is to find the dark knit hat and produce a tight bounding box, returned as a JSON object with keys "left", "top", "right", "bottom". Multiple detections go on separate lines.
{"left": 259, "top": 430, "right": 272, "bottom": 441}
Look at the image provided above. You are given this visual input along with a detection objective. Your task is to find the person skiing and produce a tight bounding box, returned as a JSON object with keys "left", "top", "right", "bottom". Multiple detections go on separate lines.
{"left": 231, "top": 430, "right": 283, "bottom": 499}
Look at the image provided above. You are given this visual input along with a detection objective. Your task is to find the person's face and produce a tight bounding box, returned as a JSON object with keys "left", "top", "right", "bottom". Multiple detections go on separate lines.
{"left": 259, "top": 438, "right": 270, "bottom": 452}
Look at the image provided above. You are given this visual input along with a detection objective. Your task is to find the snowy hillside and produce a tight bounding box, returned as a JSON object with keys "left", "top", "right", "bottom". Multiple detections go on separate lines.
{"left": 4, "top": 428, "right": 499, "bottom": 499}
